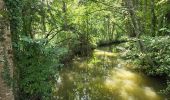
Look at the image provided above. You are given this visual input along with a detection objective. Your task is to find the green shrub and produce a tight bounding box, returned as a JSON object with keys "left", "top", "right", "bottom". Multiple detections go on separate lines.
{"left": 126, "top": 36, "right": 170, "bottom": 94}
{"left": 18, "top": 38, "right": 66, "bottom": 100}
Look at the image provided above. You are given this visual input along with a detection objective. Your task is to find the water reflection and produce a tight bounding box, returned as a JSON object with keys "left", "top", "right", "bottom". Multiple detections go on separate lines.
{"left": 104, "top": 68, "right": 161, "bottom": 100}
{"left": 55, "top": 46, "right": 166, "bottom": 100}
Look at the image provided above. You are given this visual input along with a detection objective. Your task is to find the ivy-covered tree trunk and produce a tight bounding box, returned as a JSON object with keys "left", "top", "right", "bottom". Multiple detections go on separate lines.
{"left": 0, "top": 0, "right": 14, "bottom": 99}
{"left": 150, "top": 0, "right": 157, "bottom": 36}
{"left": 124, "top": 0, "right": 155, "bottom": 67}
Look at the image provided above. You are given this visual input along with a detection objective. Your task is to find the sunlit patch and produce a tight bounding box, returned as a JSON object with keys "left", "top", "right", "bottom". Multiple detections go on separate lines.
{"left": 105, "top": 78, "right": 119, "bottom": 91}
{"left": 143, "top": 87, "right": 160, "bottom": 100}
{"left": 119, "top": 90, "right": 136, "bottom": 100}
{"left": 122, "top": 80, "right": 137, "bottom": 91}
{"left": 112, "top": 68, "right": 142, "bottom": 83}
{"left": 119, "top": 90, "right": 128, "bottom": 99}
{"left": 104, "top": 67, "right": 161, "bottom": 100}
{"left": 56, "top": 47, "right": 164, "bottom": 100}
{"left": 94, "top": 49, "right": 117, "bottom": 57}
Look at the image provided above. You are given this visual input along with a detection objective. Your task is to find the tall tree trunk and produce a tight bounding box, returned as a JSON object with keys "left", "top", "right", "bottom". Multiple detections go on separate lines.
{"left": 143, "top": 0, "right": 148, "bottom": 34}
{"left": 42, "top": 0, "right": 46, "bottom": 35}
{"left": 62, "top": 0, "right": 67, "bottom": 30}
{"left": 0, "top": 0, "right": 14, "bottom": 99}
{"left": 124, "top": 0, "right": 155, "bottom": 66}
{"left": 150, "top": 0, "right": 157, "bottom": 36}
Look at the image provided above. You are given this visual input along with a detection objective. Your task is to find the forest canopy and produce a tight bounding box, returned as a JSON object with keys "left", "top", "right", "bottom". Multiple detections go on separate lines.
{"left": 0, "top": 0, "right": 170, "bottom": 99}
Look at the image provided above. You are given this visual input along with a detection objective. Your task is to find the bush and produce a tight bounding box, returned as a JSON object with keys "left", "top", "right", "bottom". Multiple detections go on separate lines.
{"left": 142, "top": 36, "right": 170, "bottom": 76}
{"left": 125, "top": 36, "right": 170, "bottom": 94}
{"left": 18, "top": 38, "right": 66, "bottom": 100}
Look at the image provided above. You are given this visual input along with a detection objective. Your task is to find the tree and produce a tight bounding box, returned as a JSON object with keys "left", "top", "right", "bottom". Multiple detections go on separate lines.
{"left": 150, "top": 0, "right": 157, "bottom": 36}
{"left": 0, "top": 0, "right": 14, "bottom": 99}
{"left": 123, "top": 0, "right": 155, "bottom": 66}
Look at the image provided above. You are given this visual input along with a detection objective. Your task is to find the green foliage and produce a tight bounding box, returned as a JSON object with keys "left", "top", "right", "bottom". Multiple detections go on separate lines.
{"left": 18, "top": 38, "right": 65, "bottom": 100}
{"left": 159, "top": 28, "right": 170, "bottom": 34}
{"left": 141, "top": 36, "right": 170, "bottom": 75}
{"left": 126, "top": 36, "right": 170, "bottom": 94}
{"left": 3, "top": 0, "right": 170, "bottom": 98}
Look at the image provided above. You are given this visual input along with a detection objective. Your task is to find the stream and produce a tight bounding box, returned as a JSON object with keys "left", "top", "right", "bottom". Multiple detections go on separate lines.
{"left": 54, "top": 44, "right": 168, "bottom": 100}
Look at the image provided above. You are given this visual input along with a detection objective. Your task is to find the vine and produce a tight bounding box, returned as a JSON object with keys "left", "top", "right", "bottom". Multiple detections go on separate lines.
{"left": 3, "top": 0, "right": 23, "bottom": 99}
{"left": 1, "top": 47, "right": 12, "bottom": 87}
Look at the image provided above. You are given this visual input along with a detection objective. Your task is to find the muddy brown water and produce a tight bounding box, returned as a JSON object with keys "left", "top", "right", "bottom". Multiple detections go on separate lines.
{"left": 54, "top": 45, "right": 169, "bottom": 100}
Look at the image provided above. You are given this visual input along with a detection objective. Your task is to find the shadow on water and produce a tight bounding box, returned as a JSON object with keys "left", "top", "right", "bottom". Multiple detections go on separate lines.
{"left": 54, "top": 45, "right": 168, "bottom": 100}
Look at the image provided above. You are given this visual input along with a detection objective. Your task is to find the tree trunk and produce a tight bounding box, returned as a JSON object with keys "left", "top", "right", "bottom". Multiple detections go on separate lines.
{"left": 124, "top": 0, "right": 155, "bottom": 66}
{"left": 62, "top": 0, "right": 67, "bottom": 30}
{"left": 150, "top": 0, "right": 157, "bottom": 36}
{"left": 0, "top": 0, "right": 14, "bottom": 99}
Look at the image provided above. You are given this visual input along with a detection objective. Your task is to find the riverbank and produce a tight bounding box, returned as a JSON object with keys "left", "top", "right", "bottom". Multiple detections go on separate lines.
{"left": 54, "top": 44, "right": 168, "bottom": 100}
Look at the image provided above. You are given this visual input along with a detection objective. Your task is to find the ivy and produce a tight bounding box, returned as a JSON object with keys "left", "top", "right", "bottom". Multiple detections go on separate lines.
{"left": 1, "top": 47, "right": 12, "bottom": 87}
